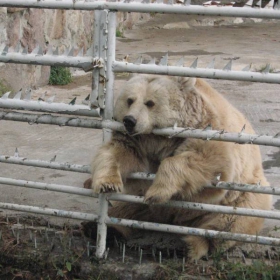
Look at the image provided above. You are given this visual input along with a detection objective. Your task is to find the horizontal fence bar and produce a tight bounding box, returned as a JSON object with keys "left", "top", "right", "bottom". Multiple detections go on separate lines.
{"left": 107, "top": 193, "right": 280, "bottom": 220}
{"left": 152, "top": 127, "right": 280, "bottom": 147}
{"left": 1, "top": 54, "right": 279, "bottom": 85}
{"left": 0, "top": 1, "right": 279, "bottom": 19}
{"left": 0, "top": 52, "right": 94, "bottom": 71}
{"left": 106, "top": 216, "right": 280, "bottom": 246}
{"left": 210, "top": 182, "right": 280, "bottom": 195}
{"left": 0, "top": 111, "right": 111, "bottom": 129}
{"left": 0, "top": 176, "right": 278, "bottom": 220}
{"left": 1, "top": 112, "right": 280, "bottom": 147}
{"left": 0, "top": 177, "right": 97, "bottom": 198}
{"left": 0, "top": 155, "right": 91, "bottom": 173}
{"left": 0, "top": 98, "right": 100, "bottom": 117}
{"left": 0, "top": 200, "right": 278, "bottom": 247}
{"left": 113, "top": 61, "right": 280, "bottom": 84}
{"left": 0, "top": 202, "right": 99, "bottom": 221}
{"left": 127, "top": 174, "right": 280, "bottom": 196}
{"left": 1, "top": 156, "right": 279, "bottom": 195}
{"left": 1, "top": 157, "right": 279, "bottom": 195}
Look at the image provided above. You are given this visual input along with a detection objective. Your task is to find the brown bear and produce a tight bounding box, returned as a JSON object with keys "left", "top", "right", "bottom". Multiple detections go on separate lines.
{"left": 88, "top": 74, "right": 271, "bottom": 260}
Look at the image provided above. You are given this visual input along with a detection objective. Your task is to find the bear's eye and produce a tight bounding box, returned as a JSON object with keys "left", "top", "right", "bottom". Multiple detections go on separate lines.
{"left": 127, "top": 98, "right": 134, "bottom": 106}
{"left": 145, "top": 100, "right": 155, "bottom": 108}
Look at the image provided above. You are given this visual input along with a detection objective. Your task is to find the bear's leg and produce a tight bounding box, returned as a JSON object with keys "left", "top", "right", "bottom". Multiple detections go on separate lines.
{"left": 107, "top": 201, "right": 154, "bottom": 238}
{"left": 182, "top": 212, "right": 231, "bottom": 261}
{"left": 91, "top": 135, "right": 146, "bottom": 194}
{"left": 144, "top": 141, "right": 235, "bottom": 204}
{"left": 183, "top": 193, "right": 269, "bottom": 261}
{"left": 83, "top": 201, "right": 153, "bottom": 245}
{"left": 183, "top": 235, "right": 211, "bottom": 261}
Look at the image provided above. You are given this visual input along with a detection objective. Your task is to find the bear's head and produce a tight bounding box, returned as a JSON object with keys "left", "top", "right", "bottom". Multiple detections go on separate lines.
{"left": 114, "top": 74, "right": 197, "bottom": 135}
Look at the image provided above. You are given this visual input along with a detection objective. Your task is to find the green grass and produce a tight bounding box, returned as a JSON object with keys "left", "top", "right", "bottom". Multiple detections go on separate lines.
{"left": 116, "top": 28, "right": 124, "bottom": 38}
{"left": 152, "top": 257, "right": 280, "bottom": 280}
{"left": 214, "top": 260, "right": 280, "bottom": 280}
{"left": 49, "top": 66, "right": 72, "bottom": 85}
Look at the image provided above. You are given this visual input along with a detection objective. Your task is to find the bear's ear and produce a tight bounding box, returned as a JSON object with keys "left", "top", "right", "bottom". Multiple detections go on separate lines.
{"left": 173, "top": 77, "right": 197, "bottom": 90}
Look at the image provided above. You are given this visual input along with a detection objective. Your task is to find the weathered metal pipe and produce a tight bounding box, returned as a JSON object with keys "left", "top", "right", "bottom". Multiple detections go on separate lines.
{"left": 106, "top": 217, "right": 280, "bottom": 246}
{"left": 1, "top": 112, "right": 280, "bottom": 146}
{"left": 0, "top": 1, "right": 279, "bottom": 19}
{"left": 0, "top": 202, "right": 99, "bottom": 221}
{"left": 0, "top": 98, "right": 100, "bottom": 117}
{"left": 113, "top": 61, "right": 280, "bottom": 84}
{"left": 0, "top": 177, "right": 277, "bottom": 220}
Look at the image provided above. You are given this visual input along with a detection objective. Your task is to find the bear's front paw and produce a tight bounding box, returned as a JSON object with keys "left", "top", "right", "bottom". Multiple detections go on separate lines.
{"left": 92, "top": 176, "right": 123, "bottom": 194}
{"left": 144, "top": 184, "right": 172, "bottom": 204}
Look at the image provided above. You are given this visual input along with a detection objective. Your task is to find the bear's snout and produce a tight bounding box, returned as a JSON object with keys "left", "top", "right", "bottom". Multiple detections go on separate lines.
{"left": 123, "top": 115, "right": 137, "bottom": 133}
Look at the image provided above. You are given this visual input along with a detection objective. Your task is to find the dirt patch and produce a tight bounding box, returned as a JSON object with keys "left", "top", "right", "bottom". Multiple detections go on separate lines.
{"left": 1, "top": 215, "right": 280, "bottom": 279}
{"left": 117, "top": 38, "right": 142, "bottom": 43}
{"left": 260, "top": 119, "right": 280, "bottom": 123}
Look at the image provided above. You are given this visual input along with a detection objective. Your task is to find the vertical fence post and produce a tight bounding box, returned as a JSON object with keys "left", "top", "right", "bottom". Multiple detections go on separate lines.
{"left": 96, "top": 193, "right": 109, "bottom": 258}
{"left": 97, "top": 10, "right": 108, "bottom": 110}
{"left": 91, "top": 10, "right": 101, "bottom": 109}
{"left": 95, "top": 11, "right": 117, "bottom": 259}
{"left": 103, "top": 10, "right": 116, "bottom": 142}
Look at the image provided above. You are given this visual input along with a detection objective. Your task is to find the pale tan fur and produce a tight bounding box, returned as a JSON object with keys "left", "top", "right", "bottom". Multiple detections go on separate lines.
{"left": 90, "top": 75, "right": 271, "bottom": 260}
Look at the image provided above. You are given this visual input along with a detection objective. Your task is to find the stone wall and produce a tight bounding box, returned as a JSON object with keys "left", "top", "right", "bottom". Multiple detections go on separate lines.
{"left": 0, "top": 8, "right": 150, "bottom": 92}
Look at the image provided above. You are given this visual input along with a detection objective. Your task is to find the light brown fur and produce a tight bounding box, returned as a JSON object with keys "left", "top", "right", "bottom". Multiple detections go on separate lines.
{"left": 89, "top": 75, "right": 271, "bottom": 260}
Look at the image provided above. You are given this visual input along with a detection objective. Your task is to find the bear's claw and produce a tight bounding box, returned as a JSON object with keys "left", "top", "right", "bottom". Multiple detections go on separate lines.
{"left": 144, "top": 184, "right": 173, "bottom": 204}
{"left": 144, "top": 192, "right": 170, "bottom": 204}
{"left": 98, "top": 183, "right": 122, "bottom": 193}
{"left": 92, "top": 175, "right": 124, "bottom": 194}
{"left": 144, "top": 196, "right": 160, "bottom": 205}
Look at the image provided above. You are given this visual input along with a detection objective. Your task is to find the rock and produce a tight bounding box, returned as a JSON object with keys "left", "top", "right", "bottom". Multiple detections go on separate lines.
{"left": 0, "top": 8, "right": 150, "bottom": 91}
{"left": 163, "top": 22, "right": 190, "bottom": 29}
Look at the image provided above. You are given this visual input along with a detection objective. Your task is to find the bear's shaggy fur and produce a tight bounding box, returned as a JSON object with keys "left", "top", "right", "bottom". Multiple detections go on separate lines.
{"left": 89, "top": 75, "right": 271, "bottom": 260}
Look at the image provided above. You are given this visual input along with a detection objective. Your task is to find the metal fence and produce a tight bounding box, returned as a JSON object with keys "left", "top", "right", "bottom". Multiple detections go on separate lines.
{"left": 0, "top": 0, "right": 280, "bottom": 259}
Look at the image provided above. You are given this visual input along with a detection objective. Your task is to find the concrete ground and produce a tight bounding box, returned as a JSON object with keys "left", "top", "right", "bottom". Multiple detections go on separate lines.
{"left": 0, "top": 14, "right": 279, "bottom": 236}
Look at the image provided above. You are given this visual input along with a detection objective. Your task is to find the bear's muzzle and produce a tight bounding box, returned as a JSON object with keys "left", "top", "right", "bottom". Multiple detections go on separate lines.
{"left": 123, "top": 115, "right": 137, "bottom": 134}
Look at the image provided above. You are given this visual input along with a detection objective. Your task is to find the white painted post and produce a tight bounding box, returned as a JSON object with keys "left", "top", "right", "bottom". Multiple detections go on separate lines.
{"left": 95, "top": 11, "right": 117, "bottom": 258}
{"left": 96, "top": 193, "right": 109, "bottom": 258}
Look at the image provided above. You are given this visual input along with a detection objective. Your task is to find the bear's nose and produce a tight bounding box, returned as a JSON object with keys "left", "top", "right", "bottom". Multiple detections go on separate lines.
{"left": 123, "top": 115, "right": 137, "bottom": 133}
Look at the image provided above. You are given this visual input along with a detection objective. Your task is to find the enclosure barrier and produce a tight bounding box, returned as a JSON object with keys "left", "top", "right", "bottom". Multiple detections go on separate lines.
{"left": 1, "top": 176, "right": 280, "bottom": 220}
{"left": 0, "top": 0, "right": 279, "bottom": 260}
{"left": 1, "top": 112, "right": 280, "bottom": 146}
